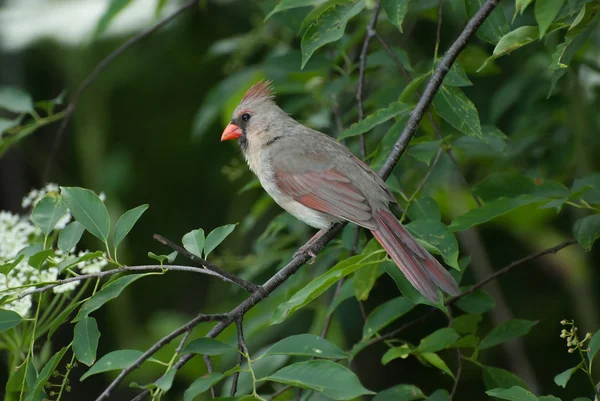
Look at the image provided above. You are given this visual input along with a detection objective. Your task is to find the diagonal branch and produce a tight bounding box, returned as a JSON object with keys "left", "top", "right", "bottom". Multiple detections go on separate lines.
{"left": 153, "top": 234, "right": 261, "bottom": 293}
{"left": 120, "top": 1, "right": 502, "bottom": 399}
{"left": 44, "top": 0, "right": 199, "bottom": 181}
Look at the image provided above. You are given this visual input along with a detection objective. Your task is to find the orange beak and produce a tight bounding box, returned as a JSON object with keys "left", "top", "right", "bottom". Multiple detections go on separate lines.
{"left": 221, "top": 123, "right": 243, "bottom": 141}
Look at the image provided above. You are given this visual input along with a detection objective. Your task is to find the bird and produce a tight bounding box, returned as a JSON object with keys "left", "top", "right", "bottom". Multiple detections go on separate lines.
{"left": 220, "top": 80, "right": 459, "bottom": 303}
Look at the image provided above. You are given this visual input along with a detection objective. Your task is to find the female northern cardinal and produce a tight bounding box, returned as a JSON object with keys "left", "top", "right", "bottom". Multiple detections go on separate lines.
{"left": 221, "top": 81, "right": 459, "bottom": 302}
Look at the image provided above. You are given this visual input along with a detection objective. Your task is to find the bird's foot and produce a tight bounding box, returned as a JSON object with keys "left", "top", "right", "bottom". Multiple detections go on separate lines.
{"left": 294, "top": 245, "right": 317, "bottom": 264}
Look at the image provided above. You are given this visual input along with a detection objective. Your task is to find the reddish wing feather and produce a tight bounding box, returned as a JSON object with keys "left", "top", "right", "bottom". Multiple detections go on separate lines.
{"left": 275, "top": 169, "right": 376, "bottom": 228}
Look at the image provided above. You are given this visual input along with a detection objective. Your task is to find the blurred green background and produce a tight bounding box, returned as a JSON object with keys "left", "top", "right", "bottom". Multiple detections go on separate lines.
{"left": 1, "top": 0, "right": 599, "bottom": 399}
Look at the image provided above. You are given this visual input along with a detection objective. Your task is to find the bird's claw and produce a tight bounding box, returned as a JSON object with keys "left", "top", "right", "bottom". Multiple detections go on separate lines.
{"left": 294, "top": 246, "right": 317, "bottom": 264}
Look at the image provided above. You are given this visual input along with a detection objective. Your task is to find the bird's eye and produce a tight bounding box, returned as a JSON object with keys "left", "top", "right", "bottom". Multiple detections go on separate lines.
{"left": 241, "top": 113, "right": 251, "bottom": 122}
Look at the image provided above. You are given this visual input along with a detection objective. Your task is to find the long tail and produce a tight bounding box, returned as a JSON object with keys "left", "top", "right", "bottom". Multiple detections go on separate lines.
{"left": 370, "top": 208, "right": 459, "bottom": 303}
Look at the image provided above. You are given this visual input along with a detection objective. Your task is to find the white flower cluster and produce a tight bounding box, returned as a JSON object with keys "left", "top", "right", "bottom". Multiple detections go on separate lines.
{"left": 0, "top": 184, "right": 109, "bottom": 317}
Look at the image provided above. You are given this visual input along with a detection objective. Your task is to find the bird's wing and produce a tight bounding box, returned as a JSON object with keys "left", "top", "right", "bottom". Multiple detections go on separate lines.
{"left": 272, "top": 151, "right": 377, "bottom": 229}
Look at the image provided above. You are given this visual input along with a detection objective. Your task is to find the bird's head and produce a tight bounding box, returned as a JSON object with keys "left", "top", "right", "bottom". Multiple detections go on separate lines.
{"left": 221, "top": 80, "right": 287, "bottom": 151}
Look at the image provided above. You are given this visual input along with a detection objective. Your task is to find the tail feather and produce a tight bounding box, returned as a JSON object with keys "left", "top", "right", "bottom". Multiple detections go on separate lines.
{"left": 371, "top": 209, "right": 459, "bottom": 302}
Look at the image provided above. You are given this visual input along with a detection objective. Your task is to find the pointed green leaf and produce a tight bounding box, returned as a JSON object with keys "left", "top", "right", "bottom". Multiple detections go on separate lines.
{"left": 536, "top": 0, "right": 566, "bottom": 38}
{"left": 382, "top": 345, "right": 412, "bottom": 365}
{"left": 57, "top": 251, "right": 104, "bottom": 273}
{"left": 406, "top": 220, "right": 460, "bottom": 269}
{"left": 60, "top": 187, "right": 110, "bottom": 242}
{"left": 516, "top": 0, "right": 535, "bottom": 15}
{"left": 80, "top": 350, "right": 161, "bottom": 381}
{"left": 453, "top": 314, "right": 482, "bottom": 334}
{"left": 48, "top": 300, "right": 85, "bottom": 339}
{"left": 479, "top": 319, "right": 538, "bottom": 350}
{"left": 381, "top": 0, "right": 410, "bottom": 32}
{"left": 455, "top": 289, "right": 495, "bottom": 314}
{"left": 183, "top": 372, "right": 225, "bottom": 401}
{"left": 466, "top": 0, "right": 509, "bottom": 44}
{"left": 0, "top": 309, "right": 22, "bottom": 332}
{"left": 74, "top": 274, "right": 151, "bottom": 322}
{"left": 95, "top": 0, "right": 133, "bottom": 35}
{"left": 574, "top": 214, "right": 600, "bottom": 251}
{"left": 265, "top": 0, "right": 322, "bottom": 20}
{"left": 264, "top": 334, "right": 347, "bottom": 359}
{"left": 417, "top": 328, "right": 461, "bottom": 353}
{"left": 339, "top": 100, "right": 412, "bottom": 140}
{"left": 432, "top": 85, "right": 482, "bottom": 138}
{"left": 385, "top": 262, "right": 445, "bottom": 311}
{"left": 363, "top": 297, "right": 415, "bottom": 338}
{"left": 156, "top": 368, "right": 177, "bottom": 392}
{"left": 554, "top": 364, "right": 580, "bottom": 387}
{"left": 301, "top": 1, "right": 365, "bottom": 68}
{"left": 407, "top": 197, "right": 441, "bottom": 222}
{"left": 483, "top": 365, "right": 529, "bottom": 390}
{"left": 27, "top": 347, "right": 68, "bottom": 401}
{"left": 73, "top": 317, "right": 101, "bottom": 366}
{"left": 272, "top": 250, "right": 386, "bottom": 323}
{"left": 372, "top": 384, "right": 425, "bottom": 401}
{"left": 587, "top": 329, "right": 600, "bottom": 362}
{"left": 114, "top": 204, "right": 149, "bottom": 250}
{"left": 0, "top": 86, "right": 33, "bottom": 113}
{"left": 180, "top": 338, "right": 237, "bottom": 356}
{"left": 205, "top": 224, "right": 236, "bottom": 257}
{"left": 265, "top": 360, "right": 374, "bottom": 400}
{"left": 58, "top": 221, "right": 85, "bottom": 252}
{"left": 31, "top": 194, "right": 68, "bottom": 236}
{"left": 182, "top": 229, "right": 205, "bottom": 258}
{"left": 419, "top": 352, "right": 454, "bottom": 378}
{"left": 486, "top": 386, "right": 538, "bottom": 401}
{"left": 478, "top": 26, "right": 539, "bottom": 71}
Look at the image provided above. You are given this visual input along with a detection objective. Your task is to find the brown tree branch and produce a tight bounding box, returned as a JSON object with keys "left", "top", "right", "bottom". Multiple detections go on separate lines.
{"left": 43, "top": 0, "right": 199, "bottom": 181}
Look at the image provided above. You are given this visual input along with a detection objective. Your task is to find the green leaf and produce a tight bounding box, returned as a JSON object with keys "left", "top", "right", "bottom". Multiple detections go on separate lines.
{"left": 155, "top": 368, "right": 177, "bottom": 392}
{"left": 382, "top": 345, "right": 412, "bottom": 365}
{"left": 326, "top": 276, "right": 355, "bottom": 315}
{"left": 453, "top": 314, "right": 482, "bottom": 334}
{"left": 182, "top": 229, "right": 205, "bottom": 258}
{"left": 573, "top": 214, "right": 600, "bottom": 251}
{"left": 407, "top": 197, "right": 441, "bottom": 222}
{"left": 515, "top": 0, "right": 535, "bottom": 14}
{"left": 27, "top": 346, "right": 68, "bottom": 401}
{"left": 406, "top": 220, "right": 459, "bottom": 269}
{"left": 272, "top": 250, "right": 386, "bottom": 323}
{"left": 567, "top": 2, "right": 598, "bottom": 37}
{"left": 96, "top": 0, "right": 133, "bottom": 35}
{"left": 58, "top": 221, "right": 85, "bottom": 252}
{"left": 113, "top": 204, "right": 149, "bottom": 251}
{"left": 538, "top": 397, "right": 561, "bottom": 401}
{"left": 479, "top": 319, "right": 538, "bottom": 350}
{"left": 73, "top": 317, "right": 101, "bottom": 366}
{"left": 301, "top": 0, "right": 365, "bottom": 68}
{"left": 548, "top": 26, "right": 594, "bottom": 95}
{"left": 28, "top": 249, "right": 54, "bottom": 270}
{"left": 0, "top": 309, "right": 22, "bottom": 332}
{"left": 183, "top": 372, "right": 225, "bottom": 401}
{"left": 381, "top": 0, "right": 410, "bottom": 32}
{"left": 455, "top": 289, "right": 495, "bottom": 314}
{"left": 264, "top": 334, "right": 346, "bottom": 359}
{"left": 60, "top": 187, "right": 110, "bottom": 242}
{"left": 372, "top": 384, "right": 426, "bottom": 401}
{"left": 400, "top": 73, "right": 430, "bottom": 102}
{"left": 426, "top": 389, "right": 450, "bottom": 401}
{"left": 407, "top": 140, "right": 442, "bottom": 166}
{"left": 536, "top": 0, "right": 566, "bottom": 38}
{"left": 339, "top": 100, "right": 412, "bottom": 140}
{"left": 466, "top": 0, "right": 509, "bottom": 44}
{"left": 417, "top": 328, "right": 461, "bottom": 353}
{"left": 148, "top": 251, "right": 177, "bottom": 264}
{"left": 486, "top": 386, "right": 538, "bottom": 401}
{"left": 48, "top": 300, "right": 84, "bottom": 339}
{"left": 353, "top": 262, "right": 379, "bottom": 301}
{"left": 265, "top": 0, "right": 322, "bottom": 20}
{"left": 265, "top": 360, "right": 374, "bottom": 400}
{"left": 479, "top": 26, "right": 539, "bottom": 71}
{"left": 432, "top": 85, "right": 482, "bottom": 138}
{"left": 419, "top": 352, "right": 454, "bottom": 378}
{"left": 441, "top": 62, "right": 473, "bottom": 87}
{"left": 205, "top": 224, "right": 236, "bottom": 257}
{"left": 180, "top": 338, "right": 237, "bottom": 356}
{"left": 57, "top": 251, "right": 104, "bottom": 274}
{"left": 0, "top": 87, "right": 33, "bottom": 113}
{"left": 554, "top": 365, "right": 580, "bottom": 387}
{"left": 474, "top": 173, "right": 569, "bottom": 201}
{"left": 0, "top": 255, "right": 24, "bottom": 277}
{"left": 449, "top": 195, "right": 543, "bottom": 232}
{"left": 31, "top": 194, "right": 68, "bottom": 236}
{"left": 80, "top": 350, "right": 160, "bottom": 381}
{"left": 362, "top": 297, "right": 415, "bottom": 339}
{"left": 573, "top": 173, "right": 600, "bottom": 204}
{"left": 483, "top": 365, "right": 529, "bottom": 390}
{"left": 450, "top": 334, "right": 480, "bottom": 348}
{"left": 587, "top": 329, "right": 600, "bottom": 362}
{"left": 74, "top": 274, "right": 151, "bottom": 322}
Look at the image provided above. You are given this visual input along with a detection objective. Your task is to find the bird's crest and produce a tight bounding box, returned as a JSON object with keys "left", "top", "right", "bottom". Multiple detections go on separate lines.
{"left": 241, "top": 80, "right": 275, "bottom": 103}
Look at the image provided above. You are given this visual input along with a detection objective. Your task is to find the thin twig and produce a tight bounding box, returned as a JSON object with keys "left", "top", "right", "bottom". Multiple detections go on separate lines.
{"left": 355, "top": 0, "right": 381, "bottom": 158}
{"left": 434, "top": 0, "right": 445, "bottom": 60}
{"left": 13, "top": 264, "right": 225, "bottom": 300}
{"left": 43, "top": 0, "right": 199, "bottom": 180}
{"left": 175, "top": 330, "right": 192, "bottom": 355}
{"left": 400, "top": 148, "right": 443, "bottom": 222}
{"left": 95, "top": 313, "right": 227, "bottom": 401}
{"left": 230, "top": 317, "right": 247, "bottom": 397}
{"left": 154, "top": 234, "right": 261, "bottom": 293}
{"left": 127, "top": 2, "right": 503, "bottom": 398}
{"left": 450, "top": 349, "right": 462, "bottom": 399}
{"left": 204, "top": 355, "right": 216, "bottom": 398}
